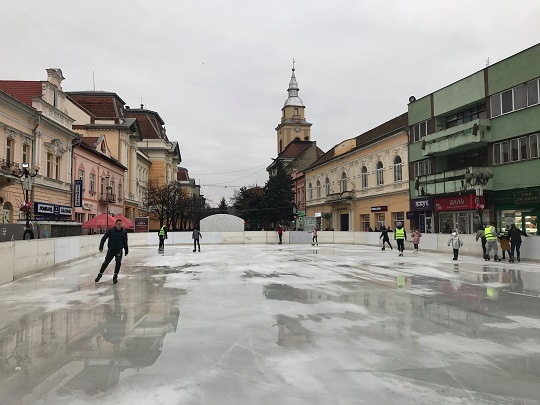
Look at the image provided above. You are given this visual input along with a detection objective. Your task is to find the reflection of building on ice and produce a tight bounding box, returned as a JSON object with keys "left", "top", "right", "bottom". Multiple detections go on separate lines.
{"left": 275, "top": 315, "right": 310, "bottom": 347}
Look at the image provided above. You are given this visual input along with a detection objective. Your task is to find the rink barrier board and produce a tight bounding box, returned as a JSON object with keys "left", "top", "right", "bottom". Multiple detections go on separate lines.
{"left": 1, "top": 231, "right": 539, "bottom": 284}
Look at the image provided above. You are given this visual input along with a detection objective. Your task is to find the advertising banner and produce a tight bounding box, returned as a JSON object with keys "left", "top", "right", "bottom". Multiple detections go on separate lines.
{"left": 74, "top": 179, "right": 83, "bottom": 207}
{"left": 134, "top": 217, "right": 150, "bottom": 233}
{"left": 434, "top": 195, "right": 485, "bottom": 211}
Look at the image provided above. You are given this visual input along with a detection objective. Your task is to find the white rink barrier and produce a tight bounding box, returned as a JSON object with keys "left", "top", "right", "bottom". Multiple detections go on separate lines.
{"left": 1, "top": 231, "right": 538, "bottom": 284}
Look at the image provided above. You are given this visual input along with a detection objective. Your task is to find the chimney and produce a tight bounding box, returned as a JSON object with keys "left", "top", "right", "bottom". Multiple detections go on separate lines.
{"left": 140, "top": 104, "right": 144, "bottom": 109}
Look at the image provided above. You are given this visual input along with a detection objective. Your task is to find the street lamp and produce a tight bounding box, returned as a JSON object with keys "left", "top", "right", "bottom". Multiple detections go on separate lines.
{"left": 18, "top": 163, "right": 40, "bottom": 239}
{"left": 105, "top": 174, "right": 111, "bottom": 230}
{"left": 465, "top": 169, "right": 492, "bottom": 228}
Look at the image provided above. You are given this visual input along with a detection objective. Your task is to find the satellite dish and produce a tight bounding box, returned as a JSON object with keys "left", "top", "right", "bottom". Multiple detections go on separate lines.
{"left": 409, "top": 96, "right": 416, "bottom": 103}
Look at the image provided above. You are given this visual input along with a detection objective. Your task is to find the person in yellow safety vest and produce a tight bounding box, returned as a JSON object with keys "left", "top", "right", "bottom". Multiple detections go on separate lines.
{"left": 158, "top": 225, "right": 168, "bottom": 253}
{"left": 394, "top": 222, "right": 407, "bottom": 257}
{"left": 484, "top": 222, "right": 500, "bottom": 261}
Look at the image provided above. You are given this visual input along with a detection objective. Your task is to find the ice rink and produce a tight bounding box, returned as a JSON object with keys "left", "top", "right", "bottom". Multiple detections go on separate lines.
{"left": 1, "top": 243, "right": 539, "bottom": 404}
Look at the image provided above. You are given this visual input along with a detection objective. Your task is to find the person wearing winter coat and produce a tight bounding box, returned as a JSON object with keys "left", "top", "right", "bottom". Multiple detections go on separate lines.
{"left": 497, "top": 226, "right": 511, "bottom": 260}
{"left": 394, "top": 222, "right": 407, "bottom": 256}
{"left": 411, "top": 229, "right": 422, "bottom": 252}
{"left": 95, "top": 219, "right": 129, "bottom": 284}
{"left": 508, "top": 223, "right": 528, "bottom": 262}
{"left": 192, "top": 227, "right": 202, "bottom": 252}
{"left": 484, "top": 222, "right": 501, "bottom": 261}
{"left": 311, "top": 227, "right": 318, "bottom": 246}
{"left": 475, "top": 227, "right": 487, "bottom": 257}
{"left": 447, "top": 230, "right": 463, "bottom": 260}
{"left": 380, "top": 226, "right": 393, "bottom": 250}
{"left": 158, "top": 225, "right": 168, "bottom": 253}
{"left": 277, "top": 225, "right": 284, "bottom": 245}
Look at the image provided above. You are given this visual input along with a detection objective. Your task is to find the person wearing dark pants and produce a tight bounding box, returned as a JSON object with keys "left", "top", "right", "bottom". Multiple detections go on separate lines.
{"left": 95, "top": 219, "right": 129, "bottom": 284}
{"left": 448, "top": 230, "right": 463, "bottom": 260}
{"left": 508, "top": 223, "right": 528, "bottom": 262}
{"left": 475, "top": 227, "right": 487, "bottom": 257}
{"left": 380, "top": 226, "right": 393, "bottom": 250}
{"left": 394, "top": 222, "right": 406, "bottom": 256}
{"left": 192, "top": 227, "right": 202, "bottom": 252}
{"left": 158, "top": 225, "right": 168, "bottom": 253}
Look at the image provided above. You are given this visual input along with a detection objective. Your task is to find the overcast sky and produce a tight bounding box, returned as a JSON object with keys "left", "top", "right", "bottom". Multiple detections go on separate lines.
{"left": 2, "top": 1, "right": 540, "bottom": 206}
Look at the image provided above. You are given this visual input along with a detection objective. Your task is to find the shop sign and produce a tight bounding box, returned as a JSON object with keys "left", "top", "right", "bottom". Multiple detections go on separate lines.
{"left": 35, "top": 202, "right": 55, "bottom": 215}
{"left": 406, "top": 211, "right": 415, "bottom": 219}
{"left": 314, "top": 212, "right": 322, "bottom": 217}
{"left": 297, "top": 210, "right": 306, "bottom": 217}
{"left": 371, "top": 206, "right": 388, "bottom": 212}
{"left": 134, "top": 217, "right": 149, "bottom": 233}
{"left": 514, "top": 190, "right": 540, "bottom": 205}
{"left": 410, "top": 198, "right": 433, "bottom": 212}
{"left": 58, "top": 206, "right": 72, "bottom": 216}
{"left": 74, "top": 179, "right": 83, "bottom": 207}
{"left": 434, "top": 195, "right": 485, "bottom": 211}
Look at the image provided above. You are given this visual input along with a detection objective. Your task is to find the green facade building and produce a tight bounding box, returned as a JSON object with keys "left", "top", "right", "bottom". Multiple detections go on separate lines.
{"left": 408, "top": 43, "right": 540, "bottom": 235}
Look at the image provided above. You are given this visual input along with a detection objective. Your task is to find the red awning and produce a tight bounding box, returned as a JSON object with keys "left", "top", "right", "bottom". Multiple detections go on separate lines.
{"left": 81, "top": 213, "right": 117, "bottom": 229}
{"left": 113, "top": 214, "right": 134, "bottom": 229}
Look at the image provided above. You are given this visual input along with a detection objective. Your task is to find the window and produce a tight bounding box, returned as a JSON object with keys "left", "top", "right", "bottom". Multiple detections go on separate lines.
{"left": 376, "top": 161, "right": 384, "bottom": 185}
{"left": 22, "top": 144, "right": 29, "bottom": 164}
{"left": 325, "top": 178, "right": 330, "bottom": 196}
{"left": 316, "top": 180, "right": 321, "bottom": 198}
{"left": 6, "top": 138, "right": 13, "bottom": 164}
{"left": 520, "top": 136, "right": 528, "bottom": 160}
{"left": 46, "top": 153, "right": 52, "bottom": 177}
{"left": 54, "top": 156, "right": 60, "bottom": 180}
{"left": 502, "top": 141, "right": 509, "bottom": 163}
{"left": 414, "top": 159, "right": 432, "bottom": 177}
{"left": 75, "top": 212, "right": 85, "bottom": 223}
{"left": 118, "top": 183, "right": 122, "bottom": 200}
{"left": 376, "top": 213, "right": 385, "bottom": 230}
{"left": 393, "top": 156, "right": 402, "bottom": 182}
{"left": 361, "top": 214, "right": 370, "bottom": 232}
{"left": 491, "top": 77, "right": 540, "bottom": 117}
{"left": 340, "top": 173, "right": 347, "bottom": 192}
{"left": 393, "top": 212, "right": 405, "bottom": 229}
{"left": 531, "top": 134, "right": 540, "bottom": 158}
{"left": 294, "top": 108, "right": 298, "bottom": 115}
{"left": 493, "top": 143, "right": 501, "bottom": 165}
{"left": 90, "top": 173, "right": 95, "bottom": 192}
{"left": 78, "top": 169, "right": 84, "bottom": 181}
{"left": 446, "top": 105, "right": 486, "bottom": 128}
{"left": 527, "top": 79, "right": 539, "bottom": 106}
{"left": 413, "top": 121, "right": 427, "bottom": 142}
{"left": 361, "top": 166, "right": 368, "bottom": 189}
{"left": 494, "top": 138, "right": 531, "bottom": 165}
{"left": 308, "top": 183, "right": 313, "bottom": 200}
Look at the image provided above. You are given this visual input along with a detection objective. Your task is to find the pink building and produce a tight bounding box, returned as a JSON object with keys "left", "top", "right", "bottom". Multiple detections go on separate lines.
{"left": 73, "top": 136, "right": 127, "bottom": 229}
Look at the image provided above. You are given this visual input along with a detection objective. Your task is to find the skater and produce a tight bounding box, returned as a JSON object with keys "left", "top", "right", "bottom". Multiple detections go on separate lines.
{"left": 277, "top": 225, "right": 284, "bottom": 244}
{"left": 192, "top": 227, "right": 202, "bottom": 252}
{"left": 394, "top": 222, "right": 407, "bottom": 256}
{"left": 95, "top": 219, "right": 129, "bottom": 284}
{"left": 497, "top": 226, "right": 511, "bottom": 260}
{"left": 158, "top": 224, "right": 168, "bottom": 253}
{"left": 311, "top": 226, "right": 318, "bottom": 246}
{"left": 484, "top": 222, "right": 501, "bottom": 261}
{"left": 411, "top": 228, "right": 422, "bottom": 252}
{"left": 380, "top": 226, "right": 393, "bottom": 250}
{"left": 447, "top": 229, "right": 463, "bottom": 260}
{"left": 508, "top": 223, "right": 528, "bottom": 262}
{"left": 475, "top": 225, "right": 487, "bottom": 258}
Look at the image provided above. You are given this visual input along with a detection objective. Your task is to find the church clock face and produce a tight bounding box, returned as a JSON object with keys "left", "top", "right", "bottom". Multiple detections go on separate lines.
{"left": 294, "top": 124, "right": 300, "bottom": 132}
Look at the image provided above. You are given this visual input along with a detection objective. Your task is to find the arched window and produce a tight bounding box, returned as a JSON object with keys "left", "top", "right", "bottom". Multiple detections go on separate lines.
{"left": 2, "top": 202, "right": 11, "bottom": 224}
{"left": 341, "top": 172, "right": 347, "bottom": 192}
{"left": 376, "top": 161, "right": 384, "bottom": 185}
{"left": 393, "top": 156, "right": 403, "bottom": 182}
{"left": 308, "top": 183, "right": 313, "bottom": 200}
{"left": 325, "top": 178, "right": 330, "bottom": 196}
{"left": 361, "top": 166, "right": 368, "bottom": 189}
{"left": 316, "top": 180, "right": 321, "bottom": 198}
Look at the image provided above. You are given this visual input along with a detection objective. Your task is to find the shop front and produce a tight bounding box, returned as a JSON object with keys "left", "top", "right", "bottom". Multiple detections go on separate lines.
{"left": 34, "top": 202, "right": 73, "bottom": 222}
{"left": 434, "top": 194, "right": 484, "bottom": 234}
{"left": 409, "top": 197, "right": 433, "bottom": 233}
{"left": 493, "top": 188, "right": 539, "bottom": 236}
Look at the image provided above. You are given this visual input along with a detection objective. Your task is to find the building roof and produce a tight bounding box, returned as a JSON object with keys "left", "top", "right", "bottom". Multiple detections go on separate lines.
{"left": 309, "top": 113, "right": 408, "bottom": 169}
{"left": 177, "top": 167, "right": 189, "bottom": 181}
{"left": 283, "top": 64, "right": 304, "bottom": 107}
{"left": 67, "top": 92, "right": 125, "bottom": 122}
{"left": 124, "top": 109, "right": 167, "bottom": 140}
{"left": 279, "top": 140, "right": 324, "bottom": 159}
{"left": 0, "top": 80, "right": 42, "bottom": 107}
{"left": 75, "top": 137, "right": 127, "bottom": 171}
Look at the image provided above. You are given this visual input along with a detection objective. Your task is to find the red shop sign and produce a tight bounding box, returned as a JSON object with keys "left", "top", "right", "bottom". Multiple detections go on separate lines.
{"left": 434, "top": 195, "right": 485, "bottom": 211}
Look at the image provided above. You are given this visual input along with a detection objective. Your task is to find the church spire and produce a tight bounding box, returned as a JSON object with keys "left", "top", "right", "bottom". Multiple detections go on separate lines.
{"left": 284, "top": 59, "right": 304, "bottom": 107}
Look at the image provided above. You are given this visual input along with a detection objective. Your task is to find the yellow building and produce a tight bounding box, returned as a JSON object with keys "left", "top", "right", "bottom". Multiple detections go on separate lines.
{"left": 305, "top": 113, "right": 410, "bottom": 232}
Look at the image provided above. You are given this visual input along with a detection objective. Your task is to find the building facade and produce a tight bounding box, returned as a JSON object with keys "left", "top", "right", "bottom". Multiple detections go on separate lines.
{"left": 305, "top": 114, "right": 409, "bottom": 232}
{"left": 408, "top": 43, "right": 540, "bottom": 235}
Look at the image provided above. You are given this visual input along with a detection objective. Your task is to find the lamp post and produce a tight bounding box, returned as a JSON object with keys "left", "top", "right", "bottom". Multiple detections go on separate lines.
{"left": 18, "top": 163, "right": 40, "bottom": 239}
{"left": 105, "top": 174, "right": 110, "bottom": 230}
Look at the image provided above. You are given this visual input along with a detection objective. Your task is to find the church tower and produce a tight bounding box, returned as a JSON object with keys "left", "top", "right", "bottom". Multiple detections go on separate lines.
{"left": 275, "top": 61, "right": 312, "bottom": 154}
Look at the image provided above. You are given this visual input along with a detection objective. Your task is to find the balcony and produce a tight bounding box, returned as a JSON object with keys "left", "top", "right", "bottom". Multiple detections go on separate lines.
{"left": 326, "top": 191, "right": 354, "bottom": 204}
{"left": 0, "top": 158, "right": 23, "bottom": 189}
{"left": 413, "top": 166, "right": 492, "bottom": 197}
{"left": 99, "top": 193, "right": 116, "bottom": 203}
{"left": 422, "top": 119, "right": 491, "bottom": 157}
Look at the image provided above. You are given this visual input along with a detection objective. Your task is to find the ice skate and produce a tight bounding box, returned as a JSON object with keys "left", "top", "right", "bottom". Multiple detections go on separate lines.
{"left": 95, "top": 273, "right": 103, "bottom": 283}
{"left": 517, "top": 256, "right": 521, "bottom": 262}
{"left": 494, "top": 255, "right": 502, "bottom": 262}
{"left": 484, "top": 256, "right": 490, "bottom": 261}
{"left": 382, "top": 246, "right": 385, "bottom": 251}
{"left": 112, "top": 274, "right": 118, "bottom": 284}
{"left": 509, "top": 258, "right": 514, "bottom": 263}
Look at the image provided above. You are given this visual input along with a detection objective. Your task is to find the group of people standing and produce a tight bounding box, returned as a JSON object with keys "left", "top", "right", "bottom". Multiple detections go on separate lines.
{"left": 476, "top": 222, "right": 527, "bottom": 262}
{"left": 379, "top": 222, "right": 413, "bottom": 257}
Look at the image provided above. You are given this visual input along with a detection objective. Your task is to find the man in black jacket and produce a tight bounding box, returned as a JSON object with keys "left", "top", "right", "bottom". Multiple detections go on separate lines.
{"left": 95, "top": 219, "right": 129, "bottom": 284}
{"left": 508, "top": 223, "right": 528, "bottom": 263}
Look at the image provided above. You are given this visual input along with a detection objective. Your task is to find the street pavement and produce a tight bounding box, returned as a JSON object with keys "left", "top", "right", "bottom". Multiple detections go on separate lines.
{"left": 0, "top": 243, "right": 539, "bottom": 404}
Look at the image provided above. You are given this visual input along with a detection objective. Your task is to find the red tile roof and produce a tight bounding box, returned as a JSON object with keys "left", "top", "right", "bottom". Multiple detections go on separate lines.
{"left": 67, "top": 92, "right": 124, "bottom": 122}
{"left": 81, "top": 137, "right": 99, "bottom": 148}
{"left": 279, "top": 140, "right": 323, "bottom": 159}
{"left": 124, "top": 110, "right": 165, "bottom": 140}
{"left": 0, "top": 81, "right": 42, "bottom": 107}
{"left": 177, "top": 167, "right": 189, "bottom": 181}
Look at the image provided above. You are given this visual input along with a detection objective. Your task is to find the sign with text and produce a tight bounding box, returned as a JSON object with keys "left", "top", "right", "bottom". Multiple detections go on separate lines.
{"left": 371, "top": 206, "right": 388, "bottom": 212}
{"left": 514, "top": 190, "right": 540, "bottom": 205}
{"left": 434, "top": 195, "right": 485, "bottom": 211}
{"left": 134, "top": 217, "right": 150, "bottom": 233}
{"left": 410, "top": 198, "right": 433, "bottom": 212}
{"left": 303, "top": 216, "right": 317, "bottom": 232}
{"left": 74, "top": 180, "right": 83, "bottom": 207}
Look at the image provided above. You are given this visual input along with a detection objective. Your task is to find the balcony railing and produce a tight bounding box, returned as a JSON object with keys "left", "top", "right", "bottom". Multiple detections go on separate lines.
{"left": 422, "top": 119, "right": 491, "bottom": 156}
{"left": 325, "top": 190, "right": 354, "bottom": 203}
{"left": 99, "top": 193, "right": 116, "bottom": 203}
{"left": 413, "top": 166, "right": 492, "bottom": 197}
{"left": 0, "top": 158, "right": 23, "bottom": 177}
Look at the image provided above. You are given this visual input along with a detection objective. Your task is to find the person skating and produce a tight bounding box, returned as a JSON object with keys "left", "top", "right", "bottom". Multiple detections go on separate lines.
{"left": 484, "top": 222, "right": 501, "bottom": 261}
{"left": 508, "top": 223, "right": 528, "bottom": 262}
{"left": 447, "top": 229, "right": 463, "bottom": 260}
{"left": 95, "top": 219, "right": 129, "bottom": 284}
{"left": 475, "top": 226, "right": 487, "bottom": 258}
{"left": 497, "top": 225, "right": 511, "bottom": 260}
{"left": 380, "top": 226, "right": 393, "bottom": 250}
{"left": 158, "top": 224, "right": 168, "bottom": 253}
{"left": 311, "top": 226, "right": 318, "bottom": 246}
{"left": 192, "top": 227, "right": 202, "bottom": 252}
{"left": 277, "top": 225, "right": 284, "bottom": 245}
{"left": 411, "top": 228, "right": 422, "bottom": 252}
{"left": 394, "top": 222, "right": 406, "bottom": 256}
